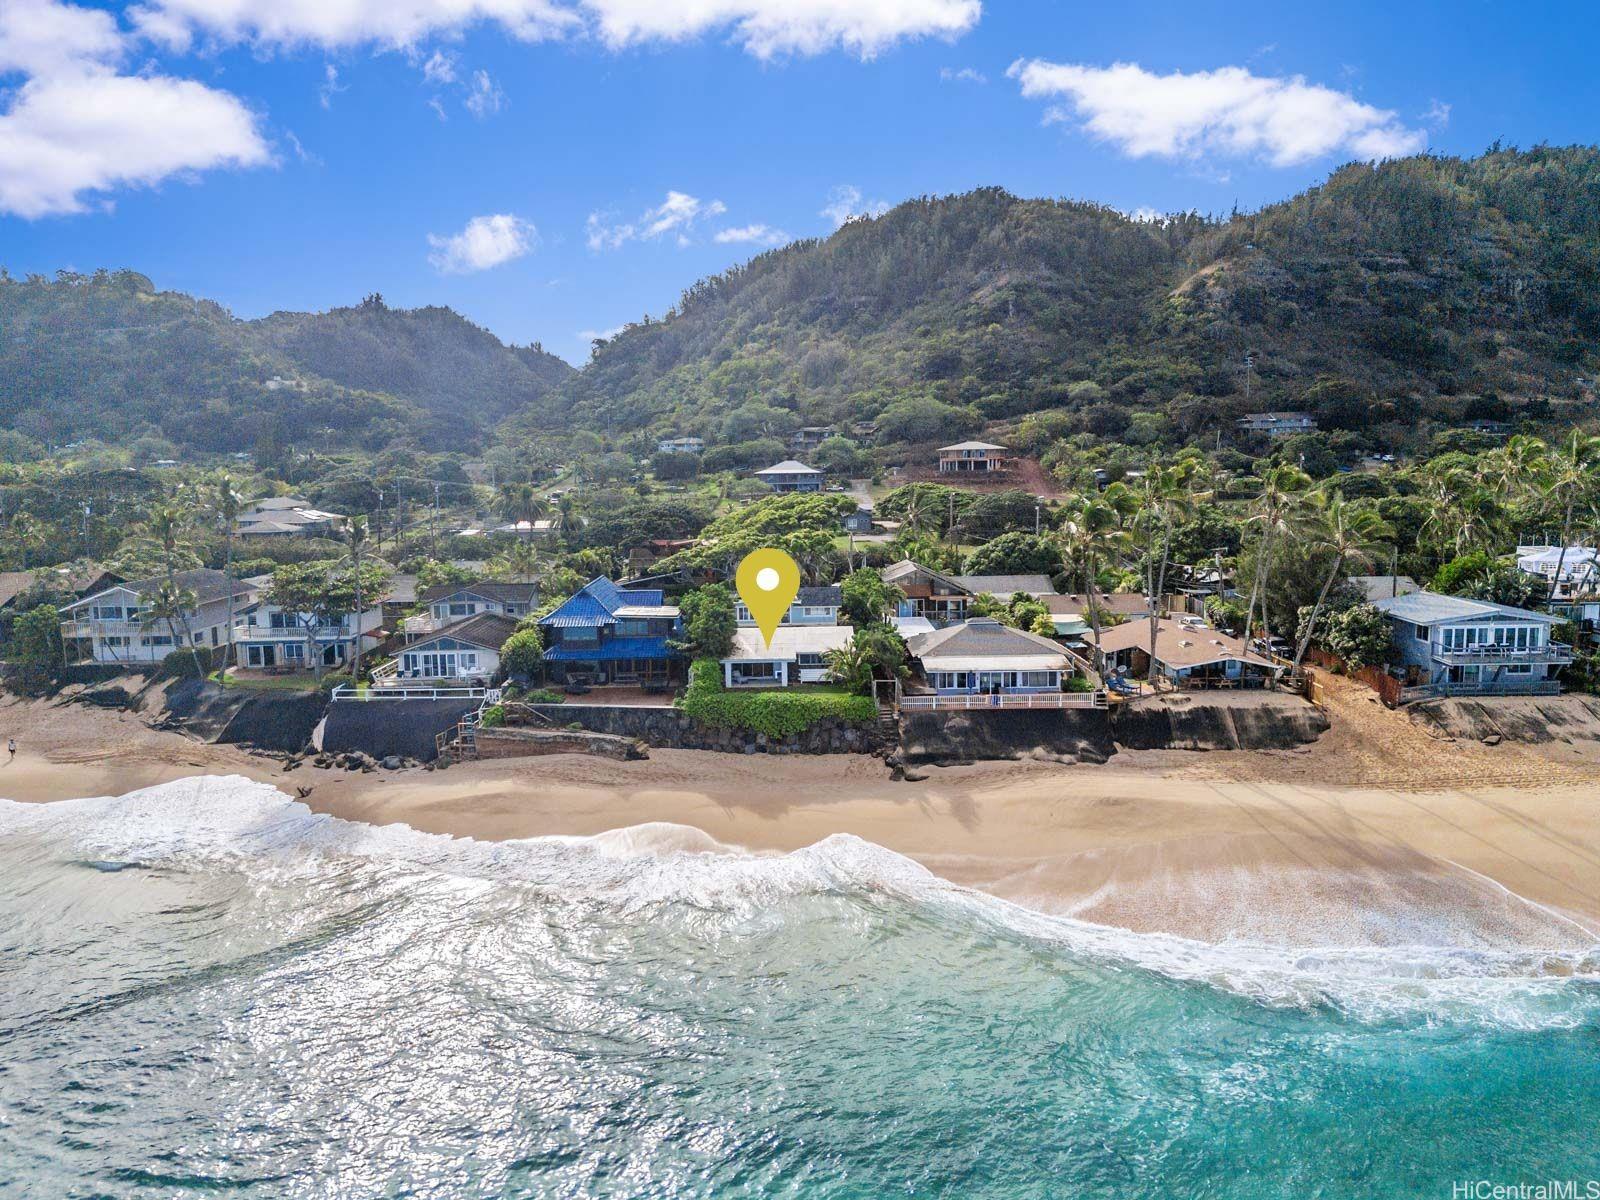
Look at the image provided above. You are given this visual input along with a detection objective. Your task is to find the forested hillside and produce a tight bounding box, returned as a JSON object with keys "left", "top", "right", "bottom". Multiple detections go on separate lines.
{"left": 519, "top": 146, "right": 1600, "bottom": 462}
{"left": 0, "top": 274, "right": 574, "bottom": 455}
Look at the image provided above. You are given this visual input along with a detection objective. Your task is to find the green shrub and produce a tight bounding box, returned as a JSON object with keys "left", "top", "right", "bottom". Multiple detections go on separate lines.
{"left": 521, "top": 687, "right": 564, "bottom": 704}
{"left": 318, "top": 670, "right": 354, "bottom": 693}
{"left": 160, "top": 644, "right": 214, "bottom": 680}
{"left": 479, "top": 704, "right": 505, "bottom": 728}
{"left": 1064, "top": 673, "right": 1095, "bottom": 693}
{"left": 677, "top": 659, "right": 877, "bottom": 738}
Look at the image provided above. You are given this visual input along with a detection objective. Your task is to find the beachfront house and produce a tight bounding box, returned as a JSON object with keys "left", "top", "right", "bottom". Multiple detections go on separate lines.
{"left": 936, "top": 441, "right": 1011, "bottom": 475}
{"left": 1236, "top": 412, "right": 1316, "bottom": 439}
{"left": 404, "top": 582, "right": 540, "bottom": 642}
{"left": 1515, "top": 545, "right": 1599, "bottom": 602}
{"left": 720, "top": 625, "right": 854, "bottom": 688}
{"left": 906, "top": 618, "right": 1073, "bottom": 695}
{"left": 537, "top": 576, "right": 681, "bottom": 686}
{"left": 1370, "top": 590, "right": 1571, "bottom": 696}
{"left": 753, "top": 460, "right": 823, "bottom": 493}
{"left": 735, "top": 585, "right": 842, "bottom": 628}
{"left": 59, "top": 570, "right": 255, "bottom": 664}
{"left": 390, "top": 613, "right": 518, "bottom": 684}
{"left": 1092, "top": 618, "right": 1281, "bottom": 688}
{"left": 656, "top": 436, "right": 705, "bottom": 455}
{"left": 231, "top": 598, "right": 385, "bottom": 670}
{"left": 1040, "top": 592, "right": 1152, "bottom": 640}
{"left": 881, "top": 561, "right": 1056, "bottom": 629}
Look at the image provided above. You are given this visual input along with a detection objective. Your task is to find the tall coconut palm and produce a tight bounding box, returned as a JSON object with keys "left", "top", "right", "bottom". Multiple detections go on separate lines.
{"left": 1539, "top": 431, "right": 1600, "bottom": 597}
{"left": 140, "top": 579, "right": 205, "bottom": 679}
{"left": 1132, "top": 458, "right": 1209, "bottom": 683}
{"left": 1059, "top": 491, "right": 1133, "bottom": 670}
{"left": 341, "top": 516, "right": 371, "bottom": 680}
{"left": 1290, "top": 492, "right": 1395, "bottom": 674}
{"left": 143, "top": 499, "right": 208, "bottom": 677}
{"left": 210, "top": 473, "right": 244, "bottom": 671}
{"left": 495, "top": 483, "right": 549, "bottom": 538}
{"left": 1241, "top": 463, "right": 1311, "bottom": 649}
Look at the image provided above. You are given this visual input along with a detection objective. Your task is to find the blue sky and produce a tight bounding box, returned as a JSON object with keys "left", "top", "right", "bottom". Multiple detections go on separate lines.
{"left": 2, "top": 1, "right": 1597, "bottom": 364}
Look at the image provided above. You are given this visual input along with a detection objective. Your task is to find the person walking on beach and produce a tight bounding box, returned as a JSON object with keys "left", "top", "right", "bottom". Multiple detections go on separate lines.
{"left": 6, "top": 737, "right": 14, "bottom": 762}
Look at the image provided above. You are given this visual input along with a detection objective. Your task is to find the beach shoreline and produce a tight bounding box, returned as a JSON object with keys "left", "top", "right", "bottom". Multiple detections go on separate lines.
{"left": 4, "top": 685, "right": 1600, "bottom": 947}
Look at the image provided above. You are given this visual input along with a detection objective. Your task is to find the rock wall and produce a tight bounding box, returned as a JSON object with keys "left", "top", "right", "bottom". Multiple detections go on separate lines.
{"left": 1407, "top": 694, "right": 1600, "bottom": 744}
{"left": 519, "top": 703, "right": 882, "bottom": 755}
{"left": 159, "top": 679, "right": 327, "bottom": 753}
{"left": 323, "top": 698, "right": 481, "bottom": 762}
{"left": 1110, "top": 696, "right": 1328, "bottom": 750}
{"left": 476, "top": 727, "right": 648, "bottom": 761}
{"left": 899, "top": 708, "right": 1115, "bottom": 766}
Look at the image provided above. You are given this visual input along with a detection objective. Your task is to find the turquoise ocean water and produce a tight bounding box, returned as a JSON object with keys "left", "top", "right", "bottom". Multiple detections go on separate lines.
{"left": 2, "top": 776, "right": 1598, "bottom": 1198}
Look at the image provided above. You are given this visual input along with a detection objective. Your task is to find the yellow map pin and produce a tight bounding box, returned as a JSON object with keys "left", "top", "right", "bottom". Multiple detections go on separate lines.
{"left": 735, "top": 548, "right": 801, "bottom": 648}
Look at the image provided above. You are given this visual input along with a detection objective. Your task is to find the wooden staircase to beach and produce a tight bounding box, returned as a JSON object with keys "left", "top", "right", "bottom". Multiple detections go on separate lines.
{"left": 434, "top": 710, "right": 483, "bottom": 763}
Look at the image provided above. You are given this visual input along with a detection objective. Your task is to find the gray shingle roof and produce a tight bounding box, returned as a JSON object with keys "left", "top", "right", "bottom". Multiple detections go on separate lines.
{"left": 952, "top": 574, "right": 1055, "bottom": 597}
{"left": 409, "top": 611, "right": 521, "bottom": 652}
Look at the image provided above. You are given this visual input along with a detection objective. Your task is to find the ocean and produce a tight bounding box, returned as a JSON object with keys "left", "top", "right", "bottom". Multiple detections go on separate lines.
{"left": 2, "top": 776, "right": 1598, "bottom": 1198}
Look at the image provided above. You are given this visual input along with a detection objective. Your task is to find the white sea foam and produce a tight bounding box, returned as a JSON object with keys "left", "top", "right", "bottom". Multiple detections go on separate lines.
{"left": 4, "top": 776, "right": 1598, "bottom": 1028}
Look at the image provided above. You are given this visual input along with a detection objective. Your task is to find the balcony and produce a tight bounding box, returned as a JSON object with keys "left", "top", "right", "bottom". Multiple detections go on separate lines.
{"left": 1431, "top": 642, "right": 1573, "bottom": 666}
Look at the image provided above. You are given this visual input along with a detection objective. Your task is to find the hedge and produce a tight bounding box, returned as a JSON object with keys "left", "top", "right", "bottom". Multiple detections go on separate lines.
{"left": 676, "top": 659, "right": 877, "bottom": 738}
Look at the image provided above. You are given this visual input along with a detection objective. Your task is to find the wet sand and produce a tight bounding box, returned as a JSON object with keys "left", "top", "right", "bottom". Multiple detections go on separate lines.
{"left": 5, "top": 683, "right": 1600, "bottom": 947}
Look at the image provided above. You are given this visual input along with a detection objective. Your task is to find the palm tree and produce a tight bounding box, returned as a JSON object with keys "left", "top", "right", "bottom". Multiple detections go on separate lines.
{"left": 1539, "top": 431, "right": 1600, "bottom": 596}
{"left": 489, "top": 540, "right": 542, "bottom": 580}
{"left": 142, "top": 499, "right": 207, "bottom": 676}
{"left": 495, "top": 483, "right": 549, "bottom": 538}
{"left": 1059, "top": 491, "right": 1132, "bottom": 671}
{"left": 1241, "top": 463, "right": 1311, "bottom": 649}
{"left": 1290, "top": 492, "right": 1395, "bottom": 674}
{"left": 341, "top": 516, "right": 371, "bottom": 681}
{"left": 1132, "top": 458, "right": 1209, "bottom": 683}
{"left": 141, "top": 579, "right": 205, "bottom": 679}
{"left": 210, "top": 473, "right": 244, "bottom": 671}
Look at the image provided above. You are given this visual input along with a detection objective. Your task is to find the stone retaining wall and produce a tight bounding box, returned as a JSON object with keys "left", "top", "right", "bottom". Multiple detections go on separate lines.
{"left": 518, "top": 703, "right": 882, "bottom": 755}
{"left": 476, "top": 727, "right": 647, "bottom": 761}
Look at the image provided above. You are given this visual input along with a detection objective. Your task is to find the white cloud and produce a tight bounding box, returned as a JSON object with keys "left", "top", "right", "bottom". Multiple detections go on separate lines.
{"left": 578, "top": 324, "right": 626, "bottom": 343}
{"left": 421, "top": 48, "right": 457, "bottom": 84}
{"left": 1121, "top": 205, "right": 1163, "bottom": 222}
{"left": 714, "top": 223, "right": 790, "bottom": 245}
{"left": 583, "top": 0, "right": 980, "bottom": 59}
{"left": 587, "top": 190, "right": 726, "bottom": 250}
{"left": 0, "top": 0, "right": 123, "bottom": 78}
{"left": 464, "top": 68, "right": 505, "bottom": 117}
{"left": 820, "top": 183, "right": 888, "bottom": 227}
{"left": 939, "top": 65, "right": 985, "bottom": 84}
{"left": 1424, "top": 98, "right": 1451, "bottom": 129}
{"left": 1007, "top": 59, "right": 1427, "bottom": 167}
{"left": 130, "top": 0, "right": 580, "bottom": 51}
{"left": 317, "top": 62, "right": 346, "bottom": 108}
{"left": 0, "top": 70, "right": 271, "bottom": 218}
{"left": 427, "top": 212, "right": 537, "bottom": 273}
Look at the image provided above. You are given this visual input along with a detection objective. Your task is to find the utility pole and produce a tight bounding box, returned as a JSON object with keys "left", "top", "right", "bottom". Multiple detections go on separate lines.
{"left": 1243, "top": 351, "right": 1255, "bottom": 405}
{"left": 1034, "top": 503, "right": 1041, "bottom": 536}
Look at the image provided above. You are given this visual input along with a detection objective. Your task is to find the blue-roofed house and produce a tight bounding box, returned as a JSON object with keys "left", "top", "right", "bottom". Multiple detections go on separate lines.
{"left": 537, "top": 576, "right": 681, "bottom": 686}
{"left": 1370, "top": 590, "right": 1571, "bottom": 696}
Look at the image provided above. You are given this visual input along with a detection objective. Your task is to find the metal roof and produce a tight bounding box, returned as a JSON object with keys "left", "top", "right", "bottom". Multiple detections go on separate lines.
{"left": 1369, "top": 590, "right": 1561, "bottom": 625}
{"left": 541, "top": 636, "right": 674, "bottom": 662}
{"left": 938, "top": 441, "right": 1008, "bottom": 451}
{"left": 725, "top": 625, "right": 854, "bottom": 661}
{"left": 754, "top": 460, "right": 821, "bottom": 475}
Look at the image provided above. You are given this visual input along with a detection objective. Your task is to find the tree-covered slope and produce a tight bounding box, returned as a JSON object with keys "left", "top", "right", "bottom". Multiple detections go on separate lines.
{"left": 528, "top": 147, "right": 1600, "bottom": 457}
{"left": 0, "top": 273, "right": 575, "bottom": 453}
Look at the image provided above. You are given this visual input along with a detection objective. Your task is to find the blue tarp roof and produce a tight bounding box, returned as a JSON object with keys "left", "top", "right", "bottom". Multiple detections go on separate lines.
{"left": 542, "top": 637, "right": 674, "bottom": 662}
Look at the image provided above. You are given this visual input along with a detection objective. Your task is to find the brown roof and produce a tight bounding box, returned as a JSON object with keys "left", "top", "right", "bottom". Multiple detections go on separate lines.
{"left": 408, "top": 611, "right": 521, "bottom": 652}
{"left": 1092, "top": 618, "right": 1277, "bottom": 670}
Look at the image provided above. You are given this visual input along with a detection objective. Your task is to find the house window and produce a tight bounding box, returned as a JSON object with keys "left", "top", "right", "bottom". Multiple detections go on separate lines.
{"left": 1505, "top": 664, "right": 1532, "bottom": 675}
{"left": 1019, "top": 671, "right": 1055, "bottom": 688}
{"left": 284, "top": 643, "right": 306, "bottom": 662}
{"left": 1415, "top": 624, "right": 1430, "bottom": 642}
{"left": 91, "top": 605, "right": 125, "bottom": 621}
{"left": 140, "top": 635, "right": 173, "bottom": 647}
{"left": 449, "top": 602, "right": 473, "bottom": 616}
{"left": 796, "top": 652, "right": 825, "bottom": 668}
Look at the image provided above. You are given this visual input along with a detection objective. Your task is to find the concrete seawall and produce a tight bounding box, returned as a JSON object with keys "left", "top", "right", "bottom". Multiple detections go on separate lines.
{"left": 900, "top": 708, "right": 1116, "bottom": 765}
{"left": 323, "top": 698, "right": 482, "bottom": 762}
{"left": 160, "top": 680, "right": 326, "bottom": 753}
{"left": 1110, "top": 695, "right": 1329, "bottom": 751}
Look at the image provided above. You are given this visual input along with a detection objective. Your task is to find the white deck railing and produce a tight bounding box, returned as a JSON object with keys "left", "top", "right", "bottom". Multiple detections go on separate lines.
{"left": 329, "top": 684, "right": 489, "bottom": 702}
{"left": 899, "top": 690, "right": 1107, "bottom": 711}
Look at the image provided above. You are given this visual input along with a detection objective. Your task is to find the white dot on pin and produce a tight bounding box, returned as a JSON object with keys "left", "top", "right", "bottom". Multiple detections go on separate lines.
{"left": 756, "top": 568, "right": 780, "bottom": 591}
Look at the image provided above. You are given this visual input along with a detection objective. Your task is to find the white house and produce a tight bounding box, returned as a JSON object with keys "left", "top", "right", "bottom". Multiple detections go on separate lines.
{"left": 236, "top": 497, "right": 346, "bottom": 540}
{"left": 404, "top": 582, "right": 540, "bottom": 641}
{"left": 906, "top": 618, "right": 1070, "bottom": 695}
{"left": 657, "top": 436, "right": 705, "bottom": 455}
{"left": 720, "top": 625, "right": 854, "bottom": 688}
{"left": 1237, "top": 412, "right": 1317, "bottom": 438}
{"left": 1370, "top": 590, "right": 1571, "bottom": 695}
{"left": 59, "top": 570, "right": 255, "bottom": 665}
{"left": 753, "top": 460, "right": 823, "bottom": 493}
{"left": 389, "top": 613, "right": 520, "bottom": 683}
{"left": 734, "top": 585, "right": 842, "bottom": 627}
{"left": 1516, "top": 545, "right": 1600, "bottom": 601}
{"left": 231, "top": 598, "right": 385, "bottom": 670}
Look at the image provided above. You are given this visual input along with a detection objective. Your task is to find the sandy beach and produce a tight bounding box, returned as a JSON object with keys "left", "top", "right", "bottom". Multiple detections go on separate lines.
{"left": 5, "top": 677, "right": 1600, "bottom": 948}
